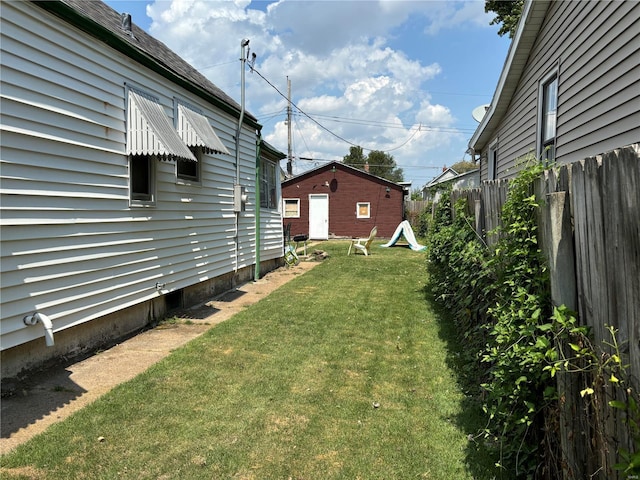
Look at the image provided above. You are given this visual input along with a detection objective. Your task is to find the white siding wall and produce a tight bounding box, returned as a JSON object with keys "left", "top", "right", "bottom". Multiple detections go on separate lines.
{"left": 0, "top": 2, "right": 281, "bottom": 350}
{"left": 483, "top": 0, "right": 640, "bottom": 178}
{"left": 260, "top": 212, "right": 286, "bottom": 261}
{"left": 260, "top": 169, "right": 285, "bottom": 262}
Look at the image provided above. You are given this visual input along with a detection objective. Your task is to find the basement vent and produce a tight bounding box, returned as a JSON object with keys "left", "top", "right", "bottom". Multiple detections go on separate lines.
{"left": 165, "top": 290, "right": 183, "bottom": 312}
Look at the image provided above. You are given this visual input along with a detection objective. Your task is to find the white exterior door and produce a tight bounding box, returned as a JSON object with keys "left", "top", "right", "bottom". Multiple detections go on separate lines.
{"left": 308, "top": 194, "right": 329, "bottom": 239}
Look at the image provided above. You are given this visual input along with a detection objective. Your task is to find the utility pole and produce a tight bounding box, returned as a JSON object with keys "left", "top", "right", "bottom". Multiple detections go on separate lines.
{"left": 286, "top": 76, "right": 293, "bottom": 176}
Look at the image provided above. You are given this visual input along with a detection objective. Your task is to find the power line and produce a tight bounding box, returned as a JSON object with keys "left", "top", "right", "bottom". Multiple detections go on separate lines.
{"left": 294, "top": 156, "right": 446, "bottom": 170}
{"left": 249, "top": 65, "right": 424, "bottom": 154}
{"left": 292, "top": 114, "right": 312, "bottom": 159}
{"left": 381, "top": 127, "right": 421, "bottom": 152}
{"left": 198, "top": 60, "right": 237, "bottom": 71}
{"left": 257, "top": 109, "right": 286, "bottom": 125}
{"left": 257, "top": 108, "right": 413, "bottom": 132}
{"left": 256, "top": 108, "right": 286, "bottom": 120}
{"left": 304, "top": 112, "right": 477, "bottom": 134}
{"left": 256, "top": 109, "right": 475, "bottom": 134}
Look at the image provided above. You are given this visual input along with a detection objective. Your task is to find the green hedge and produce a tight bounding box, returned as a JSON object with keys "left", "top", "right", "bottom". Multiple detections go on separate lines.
{"left": 426, "top": 161, "right": 580, "bottom": 478}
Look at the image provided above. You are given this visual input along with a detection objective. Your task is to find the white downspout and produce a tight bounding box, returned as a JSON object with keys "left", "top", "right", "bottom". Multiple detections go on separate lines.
{"left": 23, "top": 312, "right": 55, "bottom": 347}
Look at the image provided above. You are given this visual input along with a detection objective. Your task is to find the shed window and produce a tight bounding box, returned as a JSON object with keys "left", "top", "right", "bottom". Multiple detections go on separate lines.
{"left": 283, "top": 198, "right": 300, "bottom": 218}
{"left": 539, "top": 72, "right": 558, "bottom": 162}
{"left": 260, "top": 159, "right": 278, "bottom": 209}
{"left": 357, "top": 202, "right": 370, "bottom": 219}
{"left": 130, "top": 154, "right": 154, "bottom": 204}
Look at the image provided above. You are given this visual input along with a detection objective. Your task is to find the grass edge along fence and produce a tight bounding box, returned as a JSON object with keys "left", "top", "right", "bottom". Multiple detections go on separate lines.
{"left": 426, "top": 144, "right": 639, "bottom": 479}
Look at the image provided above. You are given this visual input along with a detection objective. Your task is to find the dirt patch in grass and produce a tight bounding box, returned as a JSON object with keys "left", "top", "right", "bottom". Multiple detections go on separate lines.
{"left": 0, "top": 465, "right": 47, "bottom": 479}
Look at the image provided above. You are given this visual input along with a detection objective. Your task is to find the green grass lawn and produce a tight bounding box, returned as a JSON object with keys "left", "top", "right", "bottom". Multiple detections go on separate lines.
{"left": 1, "top": 241, "right": 493, "bottom": 479}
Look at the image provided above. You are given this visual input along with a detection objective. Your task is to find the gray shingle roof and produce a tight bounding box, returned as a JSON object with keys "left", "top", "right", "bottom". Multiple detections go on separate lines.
{"left": 35, "top": 0, "right": 257, "bottom": 125}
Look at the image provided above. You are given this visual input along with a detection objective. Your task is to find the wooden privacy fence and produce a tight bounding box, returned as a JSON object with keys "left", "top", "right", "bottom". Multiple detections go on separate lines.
{"left": 449, "top": 144, "right": 639, "bottom": 479}
{"left": 404, "top": 200, "right": 429, "bottom": 224}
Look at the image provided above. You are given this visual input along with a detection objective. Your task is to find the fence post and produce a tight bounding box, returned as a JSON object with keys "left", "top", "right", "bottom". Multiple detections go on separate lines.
{"left": 474, "top": 199, "right": 483, "bottom": 239}
{"left": 545, "top": 191, "right": 577, "bottom": 310}
{"left": 543, "top": 189, "right": 586, "bottom": 479}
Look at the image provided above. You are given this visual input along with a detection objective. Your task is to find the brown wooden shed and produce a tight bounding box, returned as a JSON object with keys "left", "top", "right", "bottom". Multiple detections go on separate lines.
{"left": 281, "top": 162, "right": 406, "bottom": 240}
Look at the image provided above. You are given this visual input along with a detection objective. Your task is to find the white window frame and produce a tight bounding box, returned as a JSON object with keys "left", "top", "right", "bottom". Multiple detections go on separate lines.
{"left": 356, "top": 202, "right": 371, "bottom": 219}
{"left": 129, "top": 154, "right": 156, "bottom": 206}
{"left": 260, "top": 159, "right": 278, "bottom": 209}
{"left": 283, "top": 198, "right": 300, "bottom": 218}
{"left": 537, "top": 68, "right": 559, "bottom": 162}
{"left": 488, "top": 140, "right": 498, "bottom": 181}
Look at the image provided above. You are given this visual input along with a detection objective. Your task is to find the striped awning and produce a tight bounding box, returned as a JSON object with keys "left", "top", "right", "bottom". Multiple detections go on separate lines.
{"left": 127, "top": 89, "right": 196, "bottom": 162}
{"left": 177, "top": 104, "right": 230, "bottom": 155}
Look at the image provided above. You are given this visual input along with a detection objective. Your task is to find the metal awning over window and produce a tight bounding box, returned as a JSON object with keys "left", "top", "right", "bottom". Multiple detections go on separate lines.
{"left": 177, "top": 104, "right": 230, "bottom": 155}
{"left": 127, "top": 89, "right": 196, "bottom": 162}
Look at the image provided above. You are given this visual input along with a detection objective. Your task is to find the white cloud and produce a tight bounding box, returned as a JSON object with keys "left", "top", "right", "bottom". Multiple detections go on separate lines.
{"left": 143, "top": 0, "right": 498, "bottom": 186}
{"left": 416, "top": 101, "right": 455, "bottom": 127}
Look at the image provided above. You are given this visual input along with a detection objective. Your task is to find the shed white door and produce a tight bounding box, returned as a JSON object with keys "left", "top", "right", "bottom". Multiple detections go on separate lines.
{"left": 308, "top": 194, "right": 329, "bottom": 239}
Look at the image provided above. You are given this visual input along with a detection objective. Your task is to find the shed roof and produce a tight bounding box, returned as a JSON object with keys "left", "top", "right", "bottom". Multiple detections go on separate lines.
{"left": 281, "top": 161, "right": 404, "bottom": 190}
{"left": 34, "top": 0, "right": 259, "bottom": 129}
{"left": 468, "top": 0, "right": 551, "bottom": 152}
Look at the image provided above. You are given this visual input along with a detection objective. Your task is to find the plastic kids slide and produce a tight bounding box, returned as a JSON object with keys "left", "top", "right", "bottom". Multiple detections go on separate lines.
{"left": 379, "top": 220, "right": 427, "bottom": 251}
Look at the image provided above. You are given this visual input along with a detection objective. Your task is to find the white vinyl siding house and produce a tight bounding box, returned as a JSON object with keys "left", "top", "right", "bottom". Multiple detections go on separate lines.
{"left": 257, "top": 141, "right": 286, "bottom": 265}
{"left": 470, "top": 0, "right": 640, "bottom": 180}
{"left": 0, "top": 0, "right": 284, "bottom": 377}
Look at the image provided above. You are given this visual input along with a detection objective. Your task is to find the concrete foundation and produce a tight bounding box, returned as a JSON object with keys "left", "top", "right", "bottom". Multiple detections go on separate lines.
{"left": 1, "top": 261, "right": 281, "bottom": 382}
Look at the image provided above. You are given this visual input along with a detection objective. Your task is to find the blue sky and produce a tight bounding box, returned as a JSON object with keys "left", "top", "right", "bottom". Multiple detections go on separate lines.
{"left": 103, "top": 0, "right": 511, "bottom": 188}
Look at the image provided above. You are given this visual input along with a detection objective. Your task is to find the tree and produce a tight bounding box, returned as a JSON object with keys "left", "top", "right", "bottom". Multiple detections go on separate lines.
{"left": 343, "top": 146, "right": 366, "bottom": 169}
{"left": 485, "top": 0, "right": 524, "bottom": 38}
{"left": 343, "top": 147, "right": 404, "bottom": 183}
{"left": 450, "top": 160, "right": 478, "bottom": 174}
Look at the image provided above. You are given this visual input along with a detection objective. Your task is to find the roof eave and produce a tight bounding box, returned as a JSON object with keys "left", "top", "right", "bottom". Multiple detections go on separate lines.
{"left": 260, "top": 140, "right": 287, "bottom": 161}
{"left": 34, "top": 1, "right": 261, "bottom": 130}
{"left": 469, "top": 0, "right": 551, "bottom": 152}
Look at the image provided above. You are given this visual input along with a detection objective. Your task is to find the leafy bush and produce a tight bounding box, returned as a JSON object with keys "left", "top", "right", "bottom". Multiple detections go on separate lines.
{"left": 479, "top": 161, "right": 552, "bottom": 476}
{"left": 414, "top": 203, "right": 433, "bottom": 238}
{"left": 426, "top": 158, "right": 639, "bottom": 478}
{"left": 426, "top": 160, "right": 560, "bottom": 477}
{"left": 427, "top": 190, "right": 493, "bottom": 366}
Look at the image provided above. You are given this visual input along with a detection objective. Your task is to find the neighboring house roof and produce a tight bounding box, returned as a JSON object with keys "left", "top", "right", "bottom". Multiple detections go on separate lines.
{"left": 34, "top": 0, "right": 260, "bottom": 129}
{"left": 422, "top": 169, "right": 479, "bottom": 197}
{"left": 260, "top": 140, "right": 287, "bottom": 161}
{"left": 281, "top": 161, "right": 404, "bottom": 190}
{"left": 451, "top": 169, "right": 480, "bottom": 189}
{"left": 451, "top": 168, "right": 480, "bottom": 181}
{"left": 469, "top": 0, "right": 551, "bottom": 152}
{"left": 424, "top": 168, "right": 459, "bottom": 189}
